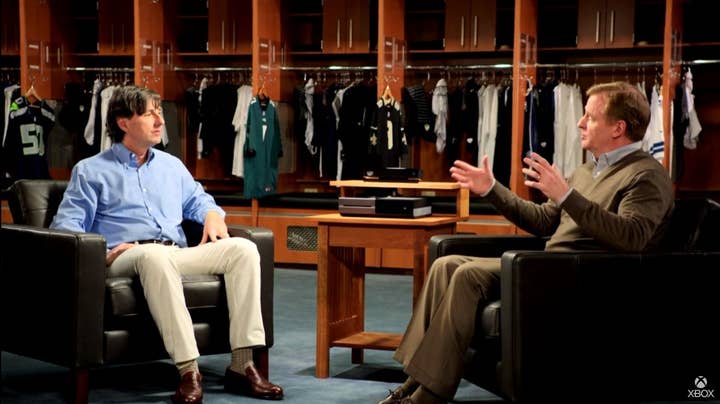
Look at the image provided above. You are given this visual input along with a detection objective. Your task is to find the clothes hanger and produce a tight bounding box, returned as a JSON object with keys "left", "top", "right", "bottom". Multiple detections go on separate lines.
{"left": 25, "top": 83, "right": 41, "bottom": 105}
{"left": 382, "top": 84, "right": 393, "bottom": 103}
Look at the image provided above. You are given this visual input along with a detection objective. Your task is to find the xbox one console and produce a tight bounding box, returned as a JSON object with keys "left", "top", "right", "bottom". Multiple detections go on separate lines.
{"left": 339, "top": 196, "right": 431, "bottom": 218}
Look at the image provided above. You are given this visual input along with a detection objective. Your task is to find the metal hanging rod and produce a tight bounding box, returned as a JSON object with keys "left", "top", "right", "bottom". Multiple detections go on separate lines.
{"left": 0, "top": 67, "right": 20, "bottom": 71}
{"left": 536, "top": 61, "right": 662, "bottom": 69}
{"left": 174, "top": 66, "right": 252, "bottom": 72}
{"left": 65, "top": 66, "right": 134, "bottom": 72}
{"left": 280, "top": 65, "right": 377, "bottom": 71}
{"left": 683, "top": 59, "right": 720, "bottom": 65}
{"left": 406, "top": 63, "right": 513, "bottom": 70}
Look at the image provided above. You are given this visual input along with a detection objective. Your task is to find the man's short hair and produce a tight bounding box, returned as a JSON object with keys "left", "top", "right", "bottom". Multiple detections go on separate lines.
{"left": 107, "top": 86, "right": 161, "bottom": 143}
{"left": 586, "top": 81, "right": 651, "bottom": 142}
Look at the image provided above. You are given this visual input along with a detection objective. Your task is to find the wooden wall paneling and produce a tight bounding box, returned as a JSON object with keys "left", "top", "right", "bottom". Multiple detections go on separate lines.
{"left": 662, "top": 0, "right": 682, "bottom": 175}
{"left": 134, "top": 0, "right": 164, "bottom": 95}
{"left": 378, "top": 0, "right": 404, "bottom": 99}
{"left": 19, "top": 0, "right": 61, "bottom": 98}
{"left": 510, "top": 0, "right": 537, "bottom": 200}
{"left": 253, "top": 0, "right": 282, "bottom": 101}
{"left": 1, "top": 0, "right": 20, "bottom": 55}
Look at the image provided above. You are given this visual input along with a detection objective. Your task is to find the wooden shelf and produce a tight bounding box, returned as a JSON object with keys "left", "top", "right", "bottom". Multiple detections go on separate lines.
{"left": 333, "top": 332, "right": 402, "bottom": 351}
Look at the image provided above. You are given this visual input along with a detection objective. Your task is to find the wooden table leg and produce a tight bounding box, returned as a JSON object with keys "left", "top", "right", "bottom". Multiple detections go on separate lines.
{"left": 316, "top": 224, "right": 330, "bottom": 378}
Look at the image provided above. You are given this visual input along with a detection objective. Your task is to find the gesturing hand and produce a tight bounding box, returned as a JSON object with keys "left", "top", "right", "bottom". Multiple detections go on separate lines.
{"left": 450, "top": 156, "right": 495, "bottom": 196}
{"left": 522, "top": 152, "right": 570, "bottom": 204}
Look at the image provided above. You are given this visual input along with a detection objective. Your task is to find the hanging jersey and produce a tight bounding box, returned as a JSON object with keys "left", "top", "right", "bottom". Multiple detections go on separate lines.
{"left": 1, "top": 96, "right": 55, "bottom": 180}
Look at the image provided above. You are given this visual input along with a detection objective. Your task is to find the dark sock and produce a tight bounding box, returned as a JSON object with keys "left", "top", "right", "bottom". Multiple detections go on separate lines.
{"left": 410, "top": 386, "right": 445, "bottom": 404}
{"left": 400, "top": 376, "right": 419, "bottom": 396}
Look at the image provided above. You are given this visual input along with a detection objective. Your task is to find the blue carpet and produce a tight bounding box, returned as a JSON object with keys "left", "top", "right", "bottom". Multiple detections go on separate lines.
{"left": 2, "top": 268, "right": 502, "bottom": 403}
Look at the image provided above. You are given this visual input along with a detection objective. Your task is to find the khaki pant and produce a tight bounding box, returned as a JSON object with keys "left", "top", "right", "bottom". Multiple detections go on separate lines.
{"left": 108, "top": 237, "right": 265, "bottom": 363}
{"left": 393, "top": 255, "right": 501, "bottom": 399}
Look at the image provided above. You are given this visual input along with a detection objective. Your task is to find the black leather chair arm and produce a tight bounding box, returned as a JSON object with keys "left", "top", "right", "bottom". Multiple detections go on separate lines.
{"left": 227, "top": 224, "right": 275, "bottom": 347}
{"left": 498, "top": 250, "right": 720, "bottom": 402}
{"left": 428, "top": 234, "right": 546, "bottom": 267}
{"left": 1, "top": 224, "right": 107, "bottom": 368}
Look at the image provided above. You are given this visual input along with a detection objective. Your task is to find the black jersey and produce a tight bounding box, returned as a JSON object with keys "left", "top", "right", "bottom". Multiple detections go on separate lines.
{"left": 1, "top": 96, "right": 55, "bottom": 180}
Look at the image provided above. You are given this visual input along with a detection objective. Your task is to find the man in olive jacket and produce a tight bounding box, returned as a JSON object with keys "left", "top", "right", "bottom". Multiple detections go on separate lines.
{"left": 379, "top": 81, "right": 674, "bottom": 404}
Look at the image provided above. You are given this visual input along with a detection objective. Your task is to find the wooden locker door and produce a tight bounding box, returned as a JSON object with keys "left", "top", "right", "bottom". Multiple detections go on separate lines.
{"left": 445, "top": 0, "right": 470, "bottom": 51}
{"left": 99, "top": 0, "right": 133, "bottom": 55}
{"left": 469, "top": 0, "right": 497, "bottom": 51}
{"left": 208, "top": 0, "right": 230, "bottom": 54}
{"left": 228, "top": 0, "right": 252, "bottom": 54}
{"left": 576, "top": 0, "right": 605, "bottom": 49}
{"left": 604, "top": 0, "right": 634, "bottom": 48}
{"left": 344, "top": 0, "right": 370, "bottom": 54}
{"left": 322, "top": 0, "right": 346, "bottom": 53}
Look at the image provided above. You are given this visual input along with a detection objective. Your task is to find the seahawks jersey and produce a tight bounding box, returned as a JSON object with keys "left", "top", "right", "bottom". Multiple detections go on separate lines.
{"left": 1, "top": 96, "right": 55, "bottom": 180}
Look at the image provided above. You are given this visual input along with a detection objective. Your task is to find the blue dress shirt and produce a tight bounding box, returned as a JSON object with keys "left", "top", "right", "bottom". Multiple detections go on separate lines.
{"left": 50, "top": 143, "right": 225, "bottom": 249}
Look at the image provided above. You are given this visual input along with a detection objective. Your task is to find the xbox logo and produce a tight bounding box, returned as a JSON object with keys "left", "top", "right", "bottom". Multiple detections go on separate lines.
{"left": 695, "top": 376, "right": 708, "bottom": 389}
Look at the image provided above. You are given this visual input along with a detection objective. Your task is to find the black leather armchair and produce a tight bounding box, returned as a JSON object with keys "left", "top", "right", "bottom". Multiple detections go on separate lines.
{"left": 428, "top": 198, "right": 720, "bottom": 403}
{"left": 1, "top": 179, "right": 275, "bottom": 404}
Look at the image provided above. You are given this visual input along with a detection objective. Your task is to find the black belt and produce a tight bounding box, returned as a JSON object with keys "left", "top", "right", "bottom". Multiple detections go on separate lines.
{"left": 134, "top": 239, "right": 177, "bottom": 246}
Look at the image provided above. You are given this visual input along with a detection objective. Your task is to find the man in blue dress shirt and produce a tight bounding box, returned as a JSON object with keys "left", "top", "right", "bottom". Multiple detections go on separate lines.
{"left": 50, "top": 86, "right": 283, "bottom": 404}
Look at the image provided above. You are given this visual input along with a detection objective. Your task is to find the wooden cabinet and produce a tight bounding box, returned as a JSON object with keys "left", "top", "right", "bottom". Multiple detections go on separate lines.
{"left": 208, "top": 0, "right": 252, "bottom": 54}
{"left": 321, "top": 0, "right": 371, "bottom": 54}
{"left": 174, "top": 0, "right": 251, "bottom": 55}
{"left": 577, "top": 0, "right": 634, "bottom": 48}
{"left": 18, "top": 0, "right": 64, "bottom": 98}
{"left": 405, "top": 0, "right": 445, "bottom": 51}
{"left": 65, "top": 0, "right": 133, "bottom": 55}
{"left": 98, "top": 0, "right": 133, "bottom": 55}
{"left": 445, "top": 0, "right": 497, "bottom": 51}
{"left": 1, "top": 0, "right": 20, "bottom": 56}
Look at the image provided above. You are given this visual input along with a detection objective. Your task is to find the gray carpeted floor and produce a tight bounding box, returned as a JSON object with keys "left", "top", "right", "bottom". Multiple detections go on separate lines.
{"left": 1, "top": 268, "right": 502, "bottom": 403}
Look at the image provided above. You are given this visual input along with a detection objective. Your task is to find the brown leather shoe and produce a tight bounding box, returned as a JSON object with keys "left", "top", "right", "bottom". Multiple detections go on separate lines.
{"left": 172, "top": 371, "right": 203, "bottom": 404}
{"left": 378, "top": 385, "right": 410, "bottom": 404}
{"left": 225, "top": 364, "right": 283, "bottom": 400}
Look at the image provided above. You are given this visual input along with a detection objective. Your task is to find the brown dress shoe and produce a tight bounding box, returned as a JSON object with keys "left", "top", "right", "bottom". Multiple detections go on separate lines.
{"left": 378, "top": 385, "right": 410, "bottom": 404}
{"left": 172, "top": 371, "right": 203, "bottom": 404}
{"left": 225, "top": 364, "right": 284, "bottom": 400}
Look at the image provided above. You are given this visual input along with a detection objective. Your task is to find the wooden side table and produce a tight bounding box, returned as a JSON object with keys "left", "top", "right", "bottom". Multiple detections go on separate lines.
{"left": 313, "top": 213, "right": 460, "bottom": 378}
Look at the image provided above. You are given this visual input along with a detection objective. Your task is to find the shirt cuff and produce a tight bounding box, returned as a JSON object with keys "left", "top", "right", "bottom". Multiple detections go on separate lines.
{"left": 480, "top": 179, "right": 496, "bottom": 197}
{"left": 556, "top": 188, "right": 573, "bottom": 206}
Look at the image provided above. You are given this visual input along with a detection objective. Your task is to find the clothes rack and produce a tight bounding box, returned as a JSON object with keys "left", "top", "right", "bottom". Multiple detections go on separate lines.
{"left": 173, "top": 66, "right": 252, "bottom": 72}
{"left": 65, "top": 67, "right": 134, "bottom": 72}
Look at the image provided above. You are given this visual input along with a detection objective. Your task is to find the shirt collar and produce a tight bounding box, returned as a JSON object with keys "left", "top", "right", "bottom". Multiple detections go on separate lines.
{"left": 592, "top": 141, "right": 642, "bottom": 178}
{"left": 111, "top": 142, "right": 155, "bottom": 168}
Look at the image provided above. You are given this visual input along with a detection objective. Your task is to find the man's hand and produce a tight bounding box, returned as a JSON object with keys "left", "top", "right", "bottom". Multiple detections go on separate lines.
{"left": 522, "top": 152, "right": 570, "bottom": 204}
{"left": 106, "top": 242, "right": 136, "bottom": 266}
{"left": 200, "top": 210, "right": 230, "bottom": 244}
{"left": 450, "top": 156, "right": 495, "bottom": 195}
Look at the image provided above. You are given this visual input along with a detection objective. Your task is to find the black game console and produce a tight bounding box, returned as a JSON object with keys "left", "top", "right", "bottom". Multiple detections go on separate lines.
{"left": 364, "top": 167, "right": 423, "bottom": 182}
{"left": 339, "top": 196, "right": 432, "bottom": 218}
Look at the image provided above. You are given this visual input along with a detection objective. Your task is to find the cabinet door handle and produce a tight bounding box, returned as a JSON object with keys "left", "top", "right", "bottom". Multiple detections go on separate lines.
{"left": 460, "top": 16, "right": 465, "bottom": 48}
{"left": 609, "top": 10, "right": 615, "bottom": 43}
{"left": 349, "top": 18, "right": 353, "bottom": 49}
{"left": 336, "top": 17, "right": 341, "bottom": 49}
{"left": 473, "top": 15, "right": 478, "bottom": 47}
{"left": 594, "top": 11, "right": 601, "bottom": 43}
{"left": 221, "top": 20, "right": 225, "bottom": 50}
